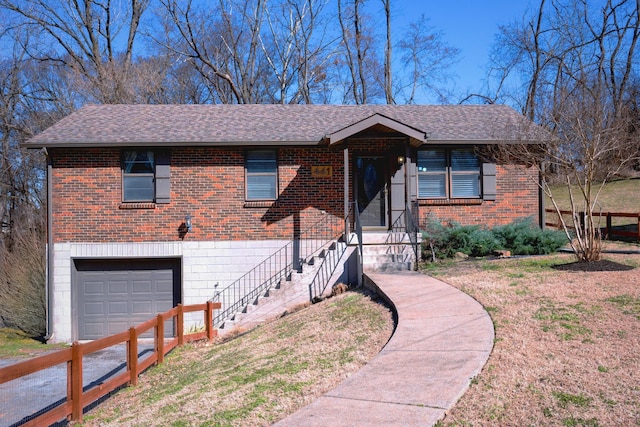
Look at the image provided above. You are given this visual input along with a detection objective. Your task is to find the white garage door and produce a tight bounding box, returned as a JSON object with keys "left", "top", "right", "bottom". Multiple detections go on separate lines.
{"left": 75, "top": 259, "right": 180, "bottom": 340}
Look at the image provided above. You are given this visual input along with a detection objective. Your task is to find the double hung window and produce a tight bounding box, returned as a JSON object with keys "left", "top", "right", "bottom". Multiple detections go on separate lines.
{"left": 123, "top": 150, "right": 155, "bottom": 202}
{"left": 245, "top": 149, "right": 278, "bottom": 201}
{"left": 418, "top": 148, "right": 481, "bottom": 199}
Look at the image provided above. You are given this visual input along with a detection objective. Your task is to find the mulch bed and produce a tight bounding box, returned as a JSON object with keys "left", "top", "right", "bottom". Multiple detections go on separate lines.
{"left": 552, "top": 259, "right": 635, "bottom": 271}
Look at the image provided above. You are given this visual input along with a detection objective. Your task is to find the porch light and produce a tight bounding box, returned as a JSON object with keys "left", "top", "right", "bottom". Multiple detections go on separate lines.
{"left": 397, "top": 155, "right": 405, "bottom": 165}
{"left": 185, "top": 215, "right": 192, "bottom": 232}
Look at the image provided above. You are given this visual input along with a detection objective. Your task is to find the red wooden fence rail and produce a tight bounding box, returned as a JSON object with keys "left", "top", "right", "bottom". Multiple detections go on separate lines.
{"left": 545, "top": 208, "right": 640, "bottom": 241}
{"left": 0, "top": 301, "right": 221, "bottom": 426}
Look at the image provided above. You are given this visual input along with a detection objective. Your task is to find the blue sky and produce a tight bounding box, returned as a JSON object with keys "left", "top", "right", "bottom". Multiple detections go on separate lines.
{"left": 395, "top": 0, "right": 534, "bottom": 96}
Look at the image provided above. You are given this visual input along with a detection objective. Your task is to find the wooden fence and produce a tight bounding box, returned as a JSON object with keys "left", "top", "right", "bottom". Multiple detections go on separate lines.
{"left": 545, "top": 208, "right": 640, "bottom": 241}
{"left": 0, "top": 301, "right": 221, "bottom": 426}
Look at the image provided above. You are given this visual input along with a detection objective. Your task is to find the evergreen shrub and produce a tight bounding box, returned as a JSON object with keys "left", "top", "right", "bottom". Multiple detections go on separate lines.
{"left": 421, "top": 216, "right": 567, "bottom": 261}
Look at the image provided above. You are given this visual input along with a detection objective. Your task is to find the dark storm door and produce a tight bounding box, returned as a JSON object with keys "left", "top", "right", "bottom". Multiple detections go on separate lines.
{"left": 356, "top": 156, "right": 388, "bottom": 228}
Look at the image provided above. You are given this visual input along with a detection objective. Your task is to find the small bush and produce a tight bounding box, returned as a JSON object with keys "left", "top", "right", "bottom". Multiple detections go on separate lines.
{"left": 493, "top": 218, "right": 567, "bottom": 255}
{"left": 421, "top": 217, "right": 567, "bottom": 261}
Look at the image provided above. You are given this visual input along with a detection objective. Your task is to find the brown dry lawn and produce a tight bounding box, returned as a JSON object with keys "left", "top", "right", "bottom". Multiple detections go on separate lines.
{"left": 79, "top": 291, "right": 394, "bottom": 426}
{"left": 433, "top": 246, "right": 640, "bottom": 426}
{"left": 79, "top": 245, "right": 640, "bottom": 427}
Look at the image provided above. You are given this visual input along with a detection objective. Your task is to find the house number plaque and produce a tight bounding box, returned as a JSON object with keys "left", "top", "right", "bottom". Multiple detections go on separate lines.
{"left": 311, "top": 165, "right": 332, "bottom": 178}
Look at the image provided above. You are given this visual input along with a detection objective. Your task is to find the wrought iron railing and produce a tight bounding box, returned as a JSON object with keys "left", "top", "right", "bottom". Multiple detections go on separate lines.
{"left": 354, "top": 201, "right": 364, "bottom": 271}
{"left": 210, "top": 212, "right": 343, "bottom": 328}
{"left": 405, "top": 201, "right": 420, "bottom": 269}
{"left": 308, "top": 237, "right": 348, "bottom": 302}
{"left": 389, "top": 201, "right": 420, "bottom": 270}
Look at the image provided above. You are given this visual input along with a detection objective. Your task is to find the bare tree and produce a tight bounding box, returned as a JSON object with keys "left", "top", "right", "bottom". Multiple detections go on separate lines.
{"left": 397, "top": 15, "right": 460, "bottom": 104}
{"left": 0, "top": 0, "right": 151, "bottom": 104}
{"left": 159, "top": 0, "right": 275, "bottom": 104}
{"left": 258, "top": 0, "right": 334, "bottom": 103}
{"left": 488, "top": 0, "right": 640, "bottom": 262}
{"left": 336, "top": 0, "right": 386, "bottom": 104}
{"left": 382, "top": 0, "right": 393, "bottom": 104}
{"left": 0, "top": 42, "right": 50, "bottom": 336}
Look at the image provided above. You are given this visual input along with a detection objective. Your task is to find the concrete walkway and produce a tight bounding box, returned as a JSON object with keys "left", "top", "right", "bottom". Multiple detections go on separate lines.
{"left": 273, "top": 271, "right": 494, "bottom": 427}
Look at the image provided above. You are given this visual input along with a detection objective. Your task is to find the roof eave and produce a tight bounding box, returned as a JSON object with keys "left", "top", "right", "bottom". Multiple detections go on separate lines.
{"left": 22, "top": 139, "right": 325, "bottom": 149}
{"left": 425, "top": 139, "right": 547, "bottom": 145}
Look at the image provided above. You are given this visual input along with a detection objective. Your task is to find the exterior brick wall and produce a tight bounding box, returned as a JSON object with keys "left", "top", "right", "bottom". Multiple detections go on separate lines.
{"left": 418, "top": 164, "right": 540, "bottom": 227}
{"left": 50, "top": 145, "right": 540, "bottom": 244}
{"left": 51, "top": 146, "right": 345, "bottom": 243}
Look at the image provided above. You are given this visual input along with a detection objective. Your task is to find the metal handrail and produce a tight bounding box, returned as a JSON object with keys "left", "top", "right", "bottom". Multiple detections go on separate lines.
{"left": 308, "top": 235, "right": 349, "bottom": 302}
{"left": 210, "top": 212, "right": 343, "bottom": 328}
{"left": 353, "top": 201, "right": 363, "bottom": 259}
{"left": 389, "top": 201, "right": 420, "bottom": 270}
{"left": 405, "top": 201, "right": 420, "bottom": 269}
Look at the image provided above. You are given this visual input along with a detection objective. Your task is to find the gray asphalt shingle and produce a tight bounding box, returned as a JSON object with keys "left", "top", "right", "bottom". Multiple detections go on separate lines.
{"left": 25, "top": 104, "right": 548, "bottom": 147}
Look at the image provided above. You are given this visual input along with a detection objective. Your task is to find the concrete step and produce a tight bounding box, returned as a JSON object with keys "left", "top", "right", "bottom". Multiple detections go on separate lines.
{"left": 361, "top": 241, "right": 417, "bottom": 273}
{"left": 218, "top": 254, "right": 326, "bottom": 336}
{"left": 352, "top": 231, "right": 420, "bottom": 245}
{"left": 364, "top": 261, "right": 415, "bottom": 273}
{"left": 217, "top": 239, "right": 352, "bottom": 336}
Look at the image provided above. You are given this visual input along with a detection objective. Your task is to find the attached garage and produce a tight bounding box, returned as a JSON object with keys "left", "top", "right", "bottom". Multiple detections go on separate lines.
{"left": 73, "top": 258, "right": 181, "bottom": 340}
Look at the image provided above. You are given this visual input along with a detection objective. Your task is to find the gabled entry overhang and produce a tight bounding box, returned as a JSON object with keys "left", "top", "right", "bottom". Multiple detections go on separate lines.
{"left": 326, "top": 113, "right": 427, "bottom": 146}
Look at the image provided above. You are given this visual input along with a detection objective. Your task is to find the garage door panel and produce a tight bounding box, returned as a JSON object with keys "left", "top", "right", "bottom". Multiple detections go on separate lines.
{"left": 108, "top": 301, "right": 128, "bottom": 315}
{"left": 132, "top": 280, "right": 152, "bottom": 294}
{"left": 132, "top": 301, "right": 153, "bottom": 315}
{"left": 107, "top": 321, "right": 129, "bottom": 335}
{"left": 157, "top": 301, "right": 173, "bottom": 312}
{"left": 84, "top": 323, "right": 106, "bottom": 338}
{"left": 156, "top": 279, "right": 173, "bottom": 294}
{"left": 83, "top": 281, "right": 105, "bottom": 295}
{"left": 108, "top": 281, "right": 128, "bottom": 295}
{"left": 76, "top": 259, "right": 180, "bottom": 340}
{"left": 83, "top": 302, "right": 105, "bottom": 316}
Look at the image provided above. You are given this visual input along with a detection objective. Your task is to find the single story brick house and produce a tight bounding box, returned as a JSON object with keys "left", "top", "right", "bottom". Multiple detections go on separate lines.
{"left": 26, "top": 104, "right": 547, "bottom": 343}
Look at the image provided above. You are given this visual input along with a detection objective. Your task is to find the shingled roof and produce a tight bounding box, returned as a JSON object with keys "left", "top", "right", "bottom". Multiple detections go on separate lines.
{"left": 25, "top": 104, "right": 549, "bottom": 148}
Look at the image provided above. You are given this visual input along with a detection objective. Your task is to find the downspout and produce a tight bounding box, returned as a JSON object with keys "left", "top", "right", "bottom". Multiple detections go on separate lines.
{"left": 539, "top": 162, "right": 545, "bottom": 229}
{"left": 44, "top": 148, "right": 54, "bottom": 343}
{"left": 343, "top": 146, "right": 349, "bottom": 237}
{"left": 404, "top": 138, "right": 410, "bottom": 210}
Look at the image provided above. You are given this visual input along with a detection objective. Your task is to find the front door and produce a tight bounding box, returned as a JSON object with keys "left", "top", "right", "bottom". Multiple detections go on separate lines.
{"left": 356, "top": 156, "right": 388, "bottom": 228}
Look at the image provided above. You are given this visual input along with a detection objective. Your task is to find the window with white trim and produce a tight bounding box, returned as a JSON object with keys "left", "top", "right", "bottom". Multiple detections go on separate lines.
{"left": 245, "top": 149, "right": 278, "bottom": 201}
{"left": 418, "top": 148, "right": 481, "bottom": 199}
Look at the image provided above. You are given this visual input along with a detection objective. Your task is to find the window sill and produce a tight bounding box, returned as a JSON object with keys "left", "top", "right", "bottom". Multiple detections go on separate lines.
{"left": 119, "top": 202, "right": 157, "bottom": 209}
{"left": 419, "top": 198, "right": 483, "bottom": 206}
{"left": 244, "top": 200, "right": 278, "bottom": 208}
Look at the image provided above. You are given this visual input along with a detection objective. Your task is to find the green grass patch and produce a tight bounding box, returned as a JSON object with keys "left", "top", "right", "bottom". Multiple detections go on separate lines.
{"left": 0, "top": 328, "right": 65, "bottom": 359}
{"left": 553, "top": 391, "right": 593, "bottom": 409}
{"left": 605, "top": 294, "right": 640, "bottom": 319}
{"left": 562, "top": 416, "right": 600, "bottom": 427}
{"left": 534, "top": 301, "right": 593, "bottom": 340}
{"left": 547, "top": 179, "right": 640, "bottom": 213}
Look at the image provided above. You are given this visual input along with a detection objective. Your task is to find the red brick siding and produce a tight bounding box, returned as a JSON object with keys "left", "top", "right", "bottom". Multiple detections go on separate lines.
{"left": 50, "top": 145, "right": 539, "bottom": 243}
{"left": 51, "top": 147, "right": 344, "bottom": 243}
{"left": 418, "top": 164, "right": 539, "bottom": 227}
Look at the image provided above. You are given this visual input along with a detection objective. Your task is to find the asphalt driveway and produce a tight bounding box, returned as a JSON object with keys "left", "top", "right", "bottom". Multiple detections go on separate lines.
{"left": 0, "top": 342, "right": 154, "bottom": 426}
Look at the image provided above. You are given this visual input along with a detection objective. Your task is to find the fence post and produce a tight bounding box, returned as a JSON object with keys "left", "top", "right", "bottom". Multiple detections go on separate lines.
{"left": 206, "top": 301, "right": 214, "bottom": 341}
{"left": 177, "top": 304, "right": 184, "bottom": 346}
{"left": 71, "top": 342, "right": 83, "bottom": 422}
{"left": 606, "top": 213, "right": 612, "bottom": 239}
{"left": 129, "top": 327, "right": 138, "bottom": 386}
{"left": 157, "top": 314, "right": 165, "bottom": 364}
